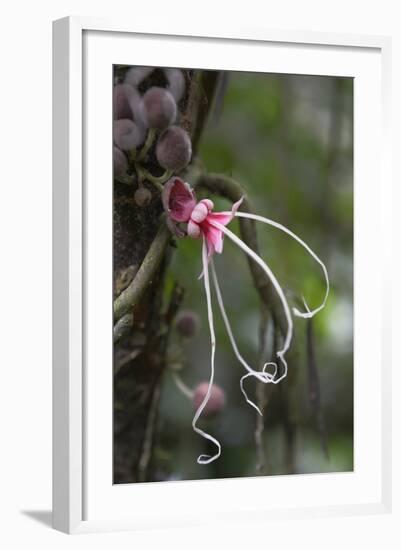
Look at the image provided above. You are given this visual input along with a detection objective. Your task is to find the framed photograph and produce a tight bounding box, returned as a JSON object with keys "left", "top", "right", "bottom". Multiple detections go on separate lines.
{"left": 52, "top": 17, "right": 392, "bottom": 534}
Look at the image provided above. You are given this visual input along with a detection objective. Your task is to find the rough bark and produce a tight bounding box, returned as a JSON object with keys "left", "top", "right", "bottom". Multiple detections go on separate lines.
{"left": 113, "top": 68, "right": 219, "bottom": 483}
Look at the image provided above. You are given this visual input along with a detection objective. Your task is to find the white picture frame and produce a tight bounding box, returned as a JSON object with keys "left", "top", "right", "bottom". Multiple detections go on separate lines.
{"left": 52, "top": 16, "right": 392, "bottom": 534}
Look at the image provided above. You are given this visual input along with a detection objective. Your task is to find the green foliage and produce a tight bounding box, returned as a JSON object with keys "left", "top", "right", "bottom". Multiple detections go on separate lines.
{"left": 159, "top": 71, "right": 353, "bottom": 480}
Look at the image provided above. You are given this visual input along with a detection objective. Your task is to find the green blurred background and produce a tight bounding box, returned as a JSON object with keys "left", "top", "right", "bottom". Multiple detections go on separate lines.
{"left": 155, "top": 71, "right": 353, "bottom": 481}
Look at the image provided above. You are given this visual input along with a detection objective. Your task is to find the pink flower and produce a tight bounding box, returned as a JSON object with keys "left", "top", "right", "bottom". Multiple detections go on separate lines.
{"left": 161, "top": 178, "right": 330, "bottom": 465}
{"left": 162, "top": 177, "right": 196, "bottom": 222}
{"left": 187, "top": 197, "right": 243, "bottom": 256}
{"left": 162, "top": 177, "right": 243, "bottom": 255}
{"left": 162, "top": 177, "right": 196, "bottom": 237}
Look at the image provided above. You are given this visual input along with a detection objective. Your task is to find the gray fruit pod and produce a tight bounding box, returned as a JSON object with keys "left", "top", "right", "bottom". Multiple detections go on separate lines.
{"left": 139, "top": 87, "right": 177, "bottom": 130}
{"left": 113, "top": 119, "right": 146, "bottom": 150}
{"left": 156, "top": 126, "right": 192, "bottom": 172}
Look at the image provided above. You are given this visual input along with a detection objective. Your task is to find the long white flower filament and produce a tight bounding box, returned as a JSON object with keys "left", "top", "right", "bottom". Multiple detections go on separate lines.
{"left": 211, "top": 260, "right": 279, "bottom": 414}
{"left": 234, "top": 212, "right": 330, "bottom": 319}
{"left": 209, "top": 221, "right": 293, "bottom": 412}
{"left": 191, "top": 212, "right": 329, "bottom": 461}
{"left": 191, "top": 238, "right": 221, "bottom": 465}
{"left": 209, "top": 220, "right": 294, "bottom": 353}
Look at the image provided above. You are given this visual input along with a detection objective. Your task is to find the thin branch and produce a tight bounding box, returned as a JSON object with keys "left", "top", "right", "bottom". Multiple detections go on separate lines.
{"left": 137, "top": 382, "right": 162, "bottom": 482}
{"left": 164, "top": 282, "right": 185, "bottom": 325}
{"left": 182, "top": 70, "right": 221, "bottom": 153}
{"left": 191, "top": 70, "right": 221, "bottom": 151}
{"left": 113, "top": 312, "right": 134, "bottom": 343}
{"left": 181, "top": 70, "right": 202, "bottom": 138}
{"left": 283, "top": 410, "right": 296, "bottom": 474}
{"left": 114, "top": 348, "right": 143, "bottom": 375}
{"left": 306, "top": 318, "right": 329, "bottom": 458}
{"left": 137, "top": 281, "right": 185, "bottom": 481}
{"left": 274, "top": 317, "right": 299, "bottom": 475}
{"left": 254, "top": 306, "right": 272, "bottom": 475}
{"left": 113, "top": 220, "right": 171, "bottom": 321}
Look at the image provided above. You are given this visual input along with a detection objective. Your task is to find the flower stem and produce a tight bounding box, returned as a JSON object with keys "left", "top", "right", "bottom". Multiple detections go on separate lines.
{"left": 136, "top": 163, "right": 172, "bottom": 191}
{"left": 137, "top": 128, "right": 157, "bottom": 162}
{"left": 171, "top": 371, "right": 194, "bottom": 400}
{"left": 129, "top": 148, "right": 137, "bottom": 163}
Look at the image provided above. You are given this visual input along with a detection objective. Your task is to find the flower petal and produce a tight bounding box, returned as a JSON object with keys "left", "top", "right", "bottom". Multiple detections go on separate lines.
{"left": 190, "top": 202, "right": 209, "bottom": 223}
{"left": 207, "top": 212, "right": 233, "bottom": 225}
{"left": 187, "top": 219, "right": 201, "bottom": 238}
{"left": 231, "top": 197, "right": 244, "bottom": 215}
{"left": 162, "top": 177, "right": 196, "bottom": 222}
{"left": 203, "top": 222, "right": 224, "bottom": 256}
{"left": 207, "top": 196, "right": 244, "bottom": 226}
{"left": 200, "top": 198, "right": 214, "bottom": 211}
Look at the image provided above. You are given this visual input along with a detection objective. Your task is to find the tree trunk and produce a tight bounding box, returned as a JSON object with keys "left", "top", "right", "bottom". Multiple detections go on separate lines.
{"left": 113, "top": 68, "right": 220, "bottom": 483}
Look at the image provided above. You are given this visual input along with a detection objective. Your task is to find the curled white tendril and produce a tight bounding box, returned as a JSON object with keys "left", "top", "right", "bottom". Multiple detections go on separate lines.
{"left": 234, "top": 212, "right": 330, "bottom": 319}
{"left": 211, "top": 260, "right": 285, "bottom": 415}
{"left": 209, "top": 222, "right": 292, "bottom": 414}
{"left": 191, "top": 238, "right": 221, "bottom": 465}
{"left": 192, "top": 212, "right": 329, "bottom": 462}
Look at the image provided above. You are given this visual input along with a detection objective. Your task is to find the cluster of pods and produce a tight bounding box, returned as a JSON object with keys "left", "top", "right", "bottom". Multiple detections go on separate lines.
{"left": 113, "top": 66, "right": 192, "bottom": 207}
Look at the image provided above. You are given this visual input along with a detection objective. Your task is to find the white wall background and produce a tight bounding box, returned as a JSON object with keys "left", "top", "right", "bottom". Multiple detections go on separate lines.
{"left": 0, "top": 0, "right": 399, "bottom": 548}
